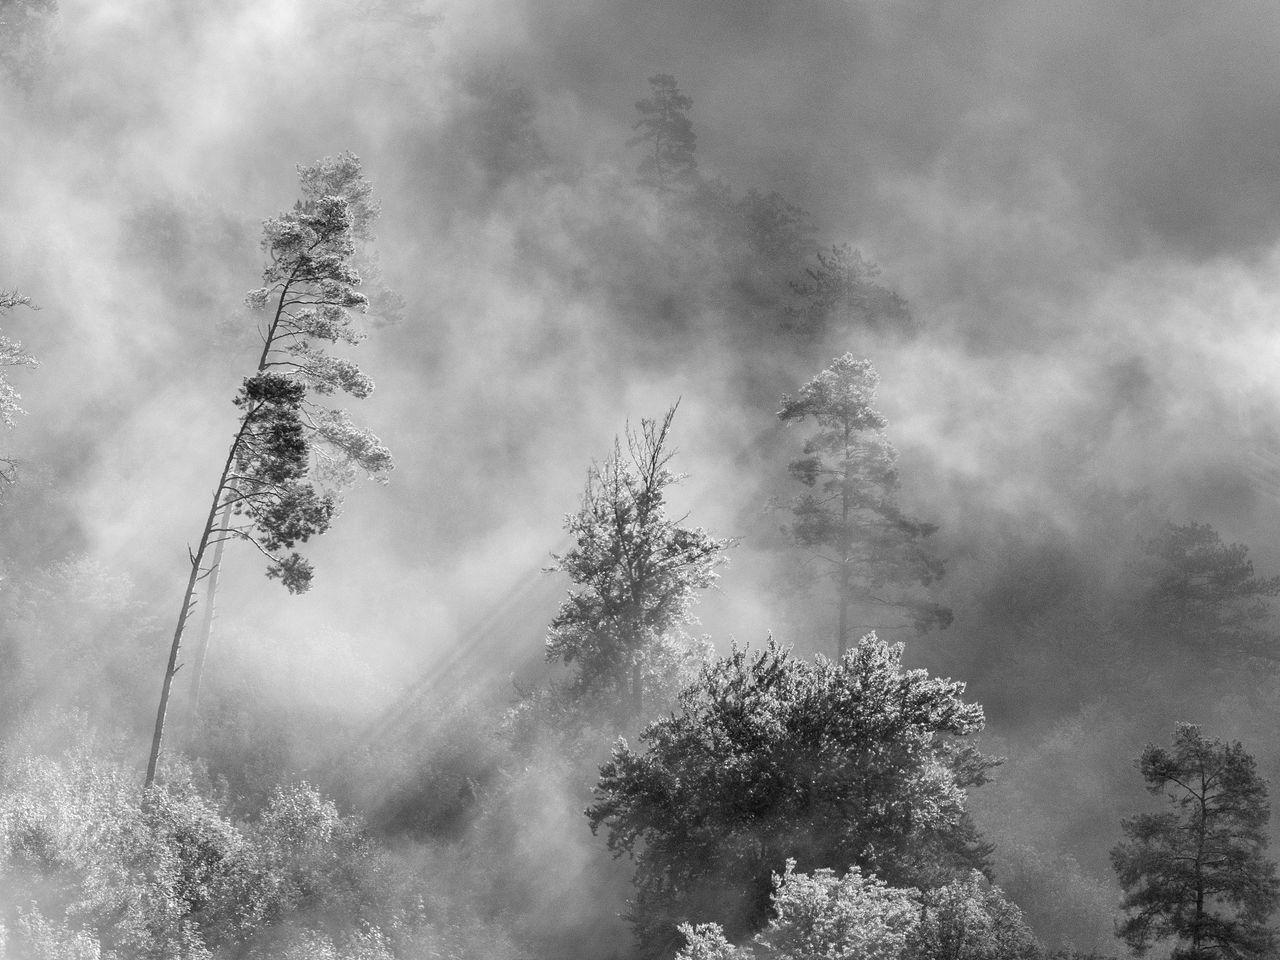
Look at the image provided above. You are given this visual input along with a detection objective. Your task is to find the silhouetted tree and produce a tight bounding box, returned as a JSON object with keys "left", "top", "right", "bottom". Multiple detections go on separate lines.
{"left": 629, "top": 74, "right": 697, "bottom": 192}
{"left": 1141, "top": 521, "right": 1280, "bottom": 665}
{"left": 589, "top": 635, "right": 995, "bottom": 958}
{"left": 737, "top": 189, "right": 813, "bottom": 264}
{"left": 787, "top": 244, "right": 915, "bottom": 342}
{"left": 147, "top": 154, "right": 393, "bottom": 789}
{"left": 1111, "top": 723, "right": 1278, "bottom": 959}
{"left": 546, "top": 405, "right": 729, "bottom": 723}
{"left": 463, "top": 67, "right": 550, "bottom": 187}
{"left": 778, "top": 354, "right": 950, "bottom": 655}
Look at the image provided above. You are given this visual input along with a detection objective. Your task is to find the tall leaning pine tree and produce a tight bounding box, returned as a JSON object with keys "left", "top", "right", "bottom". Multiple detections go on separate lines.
{"left": 146, "top": 154, "right": 393, "bottom": 789}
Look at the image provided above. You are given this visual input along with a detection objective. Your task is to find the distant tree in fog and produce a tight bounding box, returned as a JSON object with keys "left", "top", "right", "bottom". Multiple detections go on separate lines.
{"left": 777, "top": 354, "right": 950, "bottom": 656}
{"left": 146, "top": 154, "right": 393, "bottom": 790}
{"left": 546, "top": 405, "right": 730, "bottom": 723}
{"left": 1112, "top": 723, "right": 1278, "bottom": 959}
{"left": 462, "top": 67, "right": 550, "bottom": 187}
{"left": 787, "top": 244, "right": 916, "bottom": 343}
{"left": 1141, "top": 521, "right": 1280, "bottom": 666}
{"left": 344, "top": 0, "right": 440, "bottom": 87}
{"left": 0, "top": 289, "right": 37, "bottom": 484}
{"left": 630, "top": 74, "right": 698, "bottom": 192}
{"left": 589, "top": 635, "right": 995, "bottom": 959}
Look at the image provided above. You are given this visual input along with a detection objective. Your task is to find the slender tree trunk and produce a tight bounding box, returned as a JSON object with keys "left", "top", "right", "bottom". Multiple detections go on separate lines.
{"left": 145, "top": 412, "right": 256, "bottom": 790}
{"left": 146, "top": 503, "right": 219, "bottom": 790}
{"left": 166, "top": 281, "right": 293, "bottom": 764}
{"left": 1193, "top": 769, "right": 1208, "bottom": 953}
{"left": 837, "top": 569, "right": 850, "bottom": 657}
{"left": 837, "top": 427, "right": 852, "bottom": 657}
{"left": 654, "top": 132, "right": 664, "bottom": 192}
{"left": 631, "top": 658, "right": 643, "bottom": 720}
{"left": 184, "top": 502, "right": 231, "bottom": 745}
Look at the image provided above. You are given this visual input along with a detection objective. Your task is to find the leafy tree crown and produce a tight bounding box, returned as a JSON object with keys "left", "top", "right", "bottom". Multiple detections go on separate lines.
{"left": 547, "top": 405, "right": 730, "bottom": 720}
{"left": 589, "top": 634, "right": 995, "bottom": 955}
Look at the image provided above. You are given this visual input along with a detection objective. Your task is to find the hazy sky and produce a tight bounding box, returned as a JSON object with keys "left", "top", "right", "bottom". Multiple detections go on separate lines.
{"left": 9, "top": 3, "right": 1280, "bottom": 952}
{"left": 2, "top": 0, "right": 1279, "bottom": 680}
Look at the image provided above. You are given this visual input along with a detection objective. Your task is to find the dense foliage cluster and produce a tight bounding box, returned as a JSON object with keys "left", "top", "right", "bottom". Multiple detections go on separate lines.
{"left": 786, "top": 245, "right": 915, "bottom": 343}
{"left": 0, "top": 742, "right": 514, "bottom": 960}
{"left": 588, "top": 635, "right": 995, "bottom": 956}
{"left": 546, "top": 407, "right": 731, "bottom": 722}
{"left": 676, "top": 861, "right": 1040, "bottom": 960}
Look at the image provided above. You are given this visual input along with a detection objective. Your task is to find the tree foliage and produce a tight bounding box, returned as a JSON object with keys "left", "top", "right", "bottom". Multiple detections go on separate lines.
{"left": 588, "top": 635, "right": 995, "bottom": 957}
{"left": 786, "top": 245, "right": 915, "bottom": 343}
{"left": 778, "top": 354, "right": 950, "bottom": 654}
{"left": 0, "top": 743, "right": 507, "bottom": 960}
{"left": 1141, "top": 522, "right": 1280, "bottom": 666}
{"left": 1111, "top": 723, "right": 1279, "bottom": 959}
{"left": 675, "top": 862, "right": 1039, "bottom": 960}
{"left": 235, "top": 150, "right": 393, "bottom": 583}
{"left": 147, "top": 154, "right": 393, "bottom": 788}
{"left": 910, "top": 870, "right": 1043, "bottom": 960}
{"left": 629, "top": 74, "right": 698, "bottom": 192}
{"left": 227, "top": 374, "right": 336, "bottom": 593}
{"left": 546, "top": 405, "right": 730, "bottom": 722}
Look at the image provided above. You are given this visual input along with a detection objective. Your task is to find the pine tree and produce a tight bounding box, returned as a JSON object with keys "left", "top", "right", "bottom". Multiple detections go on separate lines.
{"left": 1111, "top": 723, "right": 1279, "bottom": 959}
{"left": 777, "top": 354, "right": 950, "bottom": 655}
{"left": 786, "top": 244, "right": 915, "bottom": 343}
{"left": 146, "top": 154, "right": 393, "bottom": 789}
{"left": 629, "top": 74, "right": 698, "bottom": 192}
{"left": 1142, "top": 521, "right": 1280, "bottom": 665}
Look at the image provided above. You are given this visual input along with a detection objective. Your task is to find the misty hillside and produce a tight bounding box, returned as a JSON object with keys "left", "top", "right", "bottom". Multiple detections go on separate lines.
{"left": 4, "top": 2, "right": 1280, "bottom": 959}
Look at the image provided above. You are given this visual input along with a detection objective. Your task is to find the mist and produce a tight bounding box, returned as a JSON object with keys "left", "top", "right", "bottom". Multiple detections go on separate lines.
{"left": 4, "top": 0, "right": 1280, "bottom": 956}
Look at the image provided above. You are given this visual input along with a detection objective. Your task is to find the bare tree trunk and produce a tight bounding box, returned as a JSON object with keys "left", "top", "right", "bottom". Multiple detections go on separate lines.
{"left": 631, "top": 658, "right": 643, "bottom": 720}
{"left": 146, "top": 502, "right": 218, "bottom": 790}
{"left": 837, "top": 427, "right": 852, "bottom": 657}
{"left": 145, "top": 412, "right": 255, "bottom": 790}
{"left": 837, "top": 572, "right": 850, "bottom": 657}
{"left": 184, "top": 502, "right": 230, "bottom": 746}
